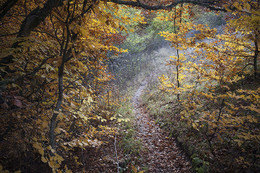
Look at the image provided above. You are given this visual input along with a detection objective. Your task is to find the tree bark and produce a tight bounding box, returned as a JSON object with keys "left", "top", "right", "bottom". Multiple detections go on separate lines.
{"left": 49, "top": 56, "right": 65, "bottom": 149}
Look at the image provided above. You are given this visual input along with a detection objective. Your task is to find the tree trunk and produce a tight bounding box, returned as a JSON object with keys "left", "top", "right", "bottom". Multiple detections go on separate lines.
{"left": 254, "top": 33, "right": 259, "bottom": 79}
{"left": 49, "top": 55, "right": 65, "bottom": 149}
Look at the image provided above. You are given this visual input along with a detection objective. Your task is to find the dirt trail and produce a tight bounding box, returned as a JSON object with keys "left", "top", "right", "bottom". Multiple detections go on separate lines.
{"left": 132, "top": 82, "right": 191, "bottom": 173}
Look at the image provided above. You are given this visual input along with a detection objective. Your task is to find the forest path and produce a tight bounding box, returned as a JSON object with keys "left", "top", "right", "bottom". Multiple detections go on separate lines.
{"left": 132, "top": 81, "right": 191, "bottom": 172}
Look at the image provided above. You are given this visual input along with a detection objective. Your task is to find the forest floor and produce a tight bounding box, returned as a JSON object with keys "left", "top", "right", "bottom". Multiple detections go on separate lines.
{"left": 83, "top": 82, "right": 192, "bottom": 172}
{"left": 132, "top": 82, "right": 191, "bottom": 172}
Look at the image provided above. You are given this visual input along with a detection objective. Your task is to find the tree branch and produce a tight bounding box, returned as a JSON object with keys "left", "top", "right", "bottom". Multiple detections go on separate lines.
{"left": 109, "top": 0, "right": 226, "bottom": 11}
{"left": 0, "top": 0, "right": 66, "bottom": 68}
{"left": 0, "top": 0, "right": 18, "bottom": 20}
{"left": 18, "top": 0, "right": 65, "bottom": 37}
{"left": 0, "top": 55, "right": 55, "bottom": 91}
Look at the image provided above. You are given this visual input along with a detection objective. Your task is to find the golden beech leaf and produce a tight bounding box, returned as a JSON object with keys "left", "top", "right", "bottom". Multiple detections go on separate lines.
{"left": 233, "top": 2, "right": 242, "bottom": 11}
{"left": 39, "top": 148, "right": 44, "bottom": 156}
{"left": 55, "top": 154, "right": 64, "bottom": 164}
{"left": 48, "top": 159, "right": 55, "bottom": 168}
{"left": 33, "top": 143, "right": 41, "bottom": 150}
{"left": 65, "top": 170, "right": 72, "bottom": 173}
{"left": 41, "top": 156, "right": 48, "bottom": 163}
{"left": 244, "top": 3, "right": 251, "bottom": 11}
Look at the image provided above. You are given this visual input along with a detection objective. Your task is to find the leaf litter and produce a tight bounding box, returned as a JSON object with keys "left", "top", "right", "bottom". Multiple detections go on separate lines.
{"left": 132, "top": 82, "right": 191, "bottom": 172}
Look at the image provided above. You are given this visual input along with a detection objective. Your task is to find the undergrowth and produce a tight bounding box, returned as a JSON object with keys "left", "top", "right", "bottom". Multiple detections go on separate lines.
{"left": 142, "top": 75, "right": 260, "bottom": 173}
{"left": 116, "top": 86, "right": 143, "bottom": 173}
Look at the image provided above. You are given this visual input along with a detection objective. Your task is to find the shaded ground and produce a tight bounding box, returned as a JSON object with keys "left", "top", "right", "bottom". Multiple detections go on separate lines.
{"left": 133, "top": 82, "right": 191, "bottom": 172}
{"left": 83, "top": 81, "right": 191, "bottom": 172}
{"left": 79, "top": 138, "right": 118, "bottom": 172}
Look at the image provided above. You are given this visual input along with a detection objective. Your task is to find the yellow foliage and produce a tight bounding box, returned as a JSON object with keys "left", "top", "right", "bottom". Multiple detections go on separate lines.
{"left": 159, "top": 3, "right": 260, "bottom": 170}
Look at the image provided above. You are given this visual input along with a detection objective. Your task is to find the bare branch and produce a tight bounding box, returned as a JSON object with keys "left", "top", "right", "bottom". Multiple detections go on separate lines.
{"left": 109, "top": 0, "right": 226, "bottom": 11}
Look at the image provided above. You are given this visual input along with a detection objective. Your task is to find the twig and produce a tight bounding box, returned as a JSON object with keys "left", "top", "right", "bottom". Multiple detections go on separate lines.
{"left": 114, "top": 134, "right": 120, "bottom": 173}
